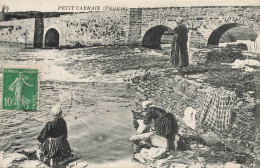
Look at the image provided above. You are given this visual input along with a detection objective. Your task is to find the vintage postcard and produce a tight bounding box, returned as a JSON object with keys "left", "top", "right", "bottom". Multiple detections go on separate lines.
{"left": 0, "top": 0, "right": 260, "bottom": 168}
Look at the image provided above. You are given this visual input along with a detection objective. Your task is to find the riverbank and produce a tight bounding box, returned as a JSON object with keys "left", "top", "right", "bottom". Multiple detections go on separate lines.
{"left": 130, "top": 46, "right": 260, "bottom": 168}
{"left": 0, "top": 149, "right": 146, "bottom": 168}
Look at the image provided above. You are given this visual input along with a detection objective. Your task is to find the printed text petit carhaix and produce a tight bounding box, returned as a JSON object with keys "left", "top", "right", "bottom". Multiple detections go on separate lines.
{"left": 58, "top": 6, "right": 127, "bottom": 11}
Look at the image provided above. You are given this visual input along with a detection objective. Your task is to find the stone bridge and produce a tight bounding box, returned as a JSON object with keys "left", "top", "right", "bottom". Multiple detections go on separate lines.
{"left": 0, "top": 6, "right": 259, "bottom": 49}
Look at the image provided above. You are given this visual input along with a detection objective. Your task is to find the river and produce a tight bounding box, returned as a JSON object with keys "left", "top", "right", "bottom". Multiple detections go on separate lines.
{"left": 0, "top": 43, "right": 138, "bottom": 166}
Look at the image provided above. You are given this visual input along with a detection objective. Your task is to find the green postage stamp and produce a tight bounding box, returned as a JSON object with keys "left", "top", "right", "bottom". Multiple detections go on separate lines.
{"left": 2, "top": 67, "right": 39, "bottom": 111}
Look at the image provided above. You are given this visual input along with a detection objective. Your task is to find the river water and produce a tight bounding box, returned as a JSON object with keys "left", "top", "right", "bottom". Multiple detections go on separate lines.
{"left": 0, "top": 43, "right": 137, "bottom": 166}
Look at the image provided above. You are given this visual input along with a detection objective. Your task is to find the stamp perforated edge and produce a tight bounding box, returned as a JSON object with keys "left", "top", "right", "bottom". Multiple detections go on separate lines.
{"left": 2, "top": 65, "right": 40, "bottom": 111}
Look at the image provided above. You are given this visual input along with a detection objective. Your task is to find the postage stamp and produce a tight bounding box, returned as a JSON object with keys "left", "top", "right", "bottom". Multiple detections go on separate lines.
{"left": 2, "top": 67, "right": 39, "bottom": 111}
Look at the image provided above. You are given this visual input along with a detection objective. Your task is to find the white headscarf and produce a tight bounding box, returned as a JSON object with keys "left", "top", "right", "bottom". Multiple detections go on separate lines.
{"left": 51, "top": 103, "right": 62, "bottom": 117}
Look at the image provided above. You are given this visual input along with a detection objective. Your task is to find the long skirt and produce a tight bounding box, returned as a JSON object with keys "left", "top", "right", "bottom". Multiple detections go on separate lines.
{"left": 170, "top": 42, "right": 182, "bottom": 67}
{"left": 155, "top": 113, "right": 178, "bottom": 138}
{"left": 38, "top": 136, "right": 72, "bottom": 161}
{"left": 179, "top": 42, "right": 189, "bottom": 67}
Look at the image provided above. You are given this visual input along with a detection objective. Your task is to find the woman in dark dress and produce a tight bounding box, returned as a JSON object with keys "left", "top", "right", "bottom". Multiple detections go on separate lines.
{"left": 37, "top": 103, "right": 72, "bottom": 166}
{"left": 173, "top": 17, "right": 189, "bottom": 67}
{"left": 142, "top": 101, "right": 179, "bottom": 150}
{"left": 170, "top": 31, "right": 182, "bottom": 67}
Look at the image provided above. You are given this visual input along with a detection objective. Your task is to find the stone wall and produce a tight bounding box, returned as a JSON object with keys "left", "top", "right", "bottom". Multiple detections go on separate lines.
{"left": 0, "top": 6, "right": 260, "bottom": 48}
{"left": 40, "top": 6, "right": 260, "bottom": 48}
{"left": 132, "top": 69, "right": 257, "bottom": 155}
{"left": 137, "top": 6, "right": 260, "bottom": 48}
{"left": 127, "top": 8, "right": 142, "bottom": 46}
{"left": 0, "top": 18, "right": 35, "bottom": 44}
{"left": 43, "top": 10, "right": 130, "bottom": 47}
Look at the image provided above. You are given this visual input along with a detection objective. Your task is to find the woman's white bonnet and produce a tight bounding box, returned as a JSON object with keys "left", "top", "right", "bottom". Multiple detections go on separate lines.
{"left": 51, "top": 103, "right": 62, "bottom": 116}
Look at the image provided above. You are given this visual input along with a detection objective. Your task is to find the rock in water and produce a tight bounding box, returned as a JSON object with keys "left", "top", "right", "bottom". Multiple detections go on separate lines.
{"left": 205, "top": 163, "right": 225, "bottom": 168}
{"left": 189, "top": 163, "right": 205, "bottom": 168}
{"left": 19, "top": 160, "right": 48, "bottom": 168}
{"left": 150, "top": 134, "right": 167, "bottom": 148}
{"left": 224, "top": 162, "right": 242, "bottom": 168}
{"left": 57, "top": 153, "right": 81, "bottom": 166}
{"left": 21, "top": 148, "right": 37, "bottom": 155}
{"left": 130, "top": 132, "right": 154, "bottom": 142}
{"left": 140, "top": 147, "right": 167, "bottom": 160}
{"left": 19, "top": 148, "right": 37, "bottom": 160}
{"left": 169, "top": 163, "right": 188, "bottom": 168}
{"left": 133, "top": 153, "right": 146, "bottom": 163}
{"left": 67, "top": 160, "right": 88, "bottom": 168}
{"left": 150, "top": 133, "right": 180, "bottom": 150}
{"left": 0, "top": 152, "right": 28, "bottom": 167}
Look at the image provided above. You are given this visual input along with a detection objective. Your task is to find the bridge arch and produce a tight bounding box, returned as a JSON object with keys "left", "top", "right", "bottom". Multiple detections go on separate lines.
{"left": 44, "top": 28, "right": 60, "bottom": 48}
{"left": 207, "top": 23, "right": 244, "bottom": 46}
{"left": 142, "top": 25, "right": 172, "bottom": 49}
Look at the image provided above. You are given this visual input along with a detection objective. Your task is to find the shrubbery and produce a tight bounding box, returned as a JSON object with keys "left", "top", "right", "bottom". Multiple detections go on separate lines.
{"left": 205, "top": 47, "right": 245, "bottom": 63}
{"left": 205, "top": 69, "right": 256, "bottom": 98}
{"left": 225, "top": 43, "right": 248, "bottom": 51}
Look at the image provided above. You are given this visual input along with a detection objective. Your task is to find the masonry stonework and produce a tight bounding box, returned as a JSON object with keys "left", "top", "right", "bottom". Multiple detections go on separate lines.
{"left": 127, "top": 8, "right": 142, "bottom": 46}
{"left": 34, "top": 12, "right": 44, "bottom": 48}
{"left": 43, "top": 10, "right": 131, "bottom": 47}
{"left": 0, "top": 18, "right": 35, "bottom": 44}
{"left": 138, "top": 6, "right": 260, "bottom": 48}
{"left": 0, "top": 6, "right": 259, "bottom": 48}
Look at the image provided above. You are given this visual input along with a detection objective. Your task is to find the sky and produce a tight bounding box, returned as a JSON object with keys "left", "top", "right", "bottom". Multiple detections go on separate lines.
{"left": 1, "top": 0, "right": 260, "bottom": 12}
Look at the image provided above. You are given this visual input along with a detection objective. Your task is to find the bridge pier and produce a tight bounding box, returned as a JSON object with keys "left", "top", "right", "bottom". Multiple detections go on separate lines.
{"left": 34, "top": 12, "right": 44, "bottom": 48}
{"left": 127, "top": 8, "right": 143, "bottom": 46}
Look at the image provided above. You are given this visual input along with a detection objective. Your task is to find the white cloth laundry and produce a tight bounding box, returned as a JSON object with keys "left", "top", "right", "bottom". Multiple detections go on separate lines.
{"left": 136, "top": 120, "right": 147, "bottom": 134}
{"left": 183, "top": 107, "right": 197, "bottom": 130}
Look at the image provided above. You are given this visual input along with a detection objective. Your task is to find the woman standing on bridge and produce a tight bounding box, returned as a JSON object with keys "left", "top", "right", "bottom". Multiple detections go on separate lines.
{"left": 172, "top": 17, "right": 189, "bottom": 68}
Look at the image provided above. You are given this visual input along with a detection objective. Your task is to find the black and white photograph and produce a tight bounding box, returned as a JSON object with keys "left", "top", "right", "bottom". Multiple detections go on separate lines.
{"left": 0, "top": 0, "right": 260, "bottom": 167}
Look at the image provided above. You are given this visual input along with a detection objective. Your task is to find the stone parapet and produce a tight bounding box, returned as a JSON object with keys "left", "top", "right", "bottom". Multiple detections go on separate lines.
{"left": 0, "top": 18, "right": 35, "bottom": 44}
